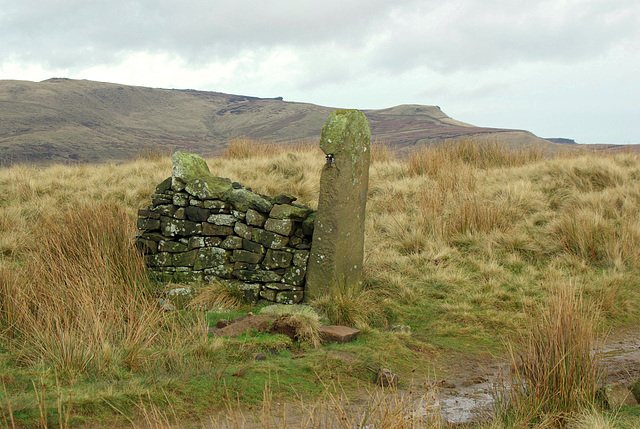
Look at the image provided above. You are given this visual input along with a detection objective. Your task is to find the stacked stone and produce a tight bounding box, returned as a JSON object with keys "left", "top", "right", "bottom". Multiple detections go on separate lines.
{"left": 136, "top": 152, "right": 316, "bottom": 305}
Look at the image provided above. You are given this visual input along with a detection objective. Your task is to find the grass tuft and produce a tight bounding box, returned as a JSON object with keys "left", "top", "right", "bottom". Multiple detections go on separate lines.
{"left": 493, "top": 281, "right": 604, "bottom": 427}
{"left": 311, "top": 279, "right": 385, "bottom": 328}
{"left": 0, "top": 201, "right": 174, "bottom": 377}
{"left": 188, "top": 281, "right": 244, "bottom": 312}
{"left": 407, "top": 137, "right": 545, "bottom": 177}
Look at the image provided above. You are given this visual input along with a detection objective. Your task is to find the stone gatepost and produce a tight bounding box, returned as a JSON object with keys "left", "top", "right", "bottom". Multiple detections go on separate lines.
{"left": 305, "top": 109, "right": 371, "bottom": 300}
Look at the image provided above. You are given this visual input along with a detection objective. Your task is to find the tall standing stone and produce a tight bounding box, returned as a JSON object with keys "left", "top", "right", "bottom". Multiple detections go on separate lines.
{"left": 305, "top": 109, "right": 371, "bottom": 300}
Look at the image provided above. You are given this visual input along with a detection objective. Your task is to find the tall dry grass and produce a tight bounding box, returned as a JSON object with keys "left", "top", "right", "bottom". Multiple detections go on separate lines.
{"left": 365, "top": 140, "right": 640, "bottom": 346}
{"left": 404, "top": 139, "right": 545, "bottom": 240}
{"left": 492, "top": 281, "right": 604, "bottom": 428}
{"left": 0, "top": 201, "right": 203, "bottom": 377}
{"left": 205, "top": 379, "right": 443, "bottom": 429}
{"left": 312, "top": 279, "right": 384, "bottom": 328}
{"left": 223, "top": 137, "right": 317, "bottom": 160}
{"left": 406, "top": 138, "right": 545, "bottom": 177}
{"left": 376, "top": 140, "right": 640, "bottom": 269}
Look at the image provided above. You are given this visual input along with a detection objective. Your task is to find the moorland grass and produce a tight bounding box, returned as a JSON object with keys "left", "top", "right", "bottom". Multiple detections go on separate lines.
{"left": 491, "top": 281, "right": 604, "bottom": 428}
{"left": 1, "top": 138, "right": 640, "bottom": 426}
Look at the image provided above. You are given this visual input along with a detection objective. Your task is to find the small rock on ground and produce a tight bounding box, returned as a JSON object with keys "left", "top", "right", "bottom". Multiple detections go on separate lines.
{"left": 607, "top": 382, "right": 638, "bottom": 407}
{"left": 376, "top": 367, "right": 398, "bottom": 388}
{"left": 319, "top": 325, "right": 360, "bottom": 344}
{"left": 216, "top": 319, "right": 231, "bottom": 329}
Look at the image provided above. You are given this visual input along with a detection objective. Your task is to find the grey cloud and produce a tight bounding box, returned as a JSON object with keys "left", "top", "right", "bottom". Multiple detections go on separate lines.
{"left": 6, "top": 0, "right": 637, "bottom": 76}
{"left": 0, "top": 0, "right": 407, "bottom": 68}
{"left": 368, "top": 0, "right": 640, "bottom": 73}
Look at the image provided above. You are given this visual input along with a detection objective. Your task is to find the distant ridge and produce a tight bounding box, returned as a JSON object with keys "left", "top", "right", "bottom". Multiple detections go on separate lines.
{"left": 0, "top": 78, "right": 562, "bottom": 165}
{"left": 545, "top": 138, "right": 577, "bottom": 145}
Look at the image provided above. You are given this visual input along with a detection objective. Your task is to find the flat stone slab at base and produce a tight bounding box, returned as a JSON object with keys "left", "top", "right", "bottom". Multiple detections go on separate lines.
{"left": 319, "top": 325, "right": 360, "bottom": 344}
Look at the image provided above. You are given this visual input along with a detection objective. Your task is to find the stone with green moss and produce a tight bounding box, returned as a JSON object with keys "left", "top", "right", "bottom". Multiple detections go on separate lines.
{"left": 275, "top": 290, "right": 303, "bottom": 305}
{"left": 262, "top": 249, "right": 293, "bottom": 269}
{"left": 264, "top": 218, "right": 294, "bottom": 236}
{"left": 155, "top": 177, "right": 172, "bottom": 194}
{"left": 173, "top": 193, "right": 189, "bottom": 207}
{"left": 185, "top": 206, "right": 211, "bottom": 222}
{"left": 273, "top": 193, "right": 297, "bottom": 204}
{"left": 252, "top": 228, "right": 289, "bottom": 249}
{"left": 230, "top": 250, "right": 264, "bottom": 264}
{"left": 302, "top": 212, "right": 316, "bottom": 236}
{"left": 171, "top": 152, "right": 232, "bottom": 199}
{"left": 306, "top": 109, "right": 371, "bottom": 301}
{"left": 235, "top": 269, "right": 281, "bottom": 283}
{"left": 234, "top": 222, "right": 253, "bottom": 240}
{"left": 201, "top": 223, "right": 233, "bottom": 236}
{"left": 269, "top": 204, "right": 313, "bottom": 221}
{"left": 173, "top": 249, "right": 198, "bottom": 267}
{"left": 226, "top": 189, "right": 273, "bottom": 213}
{"left": 204, "top": 264, "right": 235, "bottom": 280}
{"left": 146, "top": 252, "right": 173, "bottom": 267}
{"left": 136, "top": 238, "right": 158, "bottom": 255}
{"left": 137, "top": 217, "right": 161, "bottom": 231}
{"left": 264, "top": 282, "right": 294, "bottom": 291}
{"left": 173, "top": 270, "right": 203, "bottom": 284}
{"left": 260, "top": 288, "right": 278, "bottom": 301}
{"left": 152, "top": 195, "right": 173, "bottom": 206}
{"left": 242, "top": 239, "right": 265, "bottom": 254}
{"left": 246, "top": 209, "right": 267, "bottom": 227}
{"left": 282, "top": 264, "right": 306, "bottom": 286}
{"left": 194, "top": 247, "right": 230, "bottom": 270}
{"left": 161, "top": 217, "right": 200, "bottom": 237}
{"left": 158, "top": 240, "right": 189, "bottom": 253}
{"left": 293, "top": 249, "right": 309, "bottom": 266}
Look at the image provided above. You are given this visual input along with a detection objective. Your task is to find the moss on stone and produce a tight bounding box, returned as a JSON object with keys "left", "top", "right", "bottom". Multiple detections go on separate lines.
{"left": 270, "top": 204, "right": 313, "bottom": 221}
{"left": 226, "top": 189, "right": 273, "bottom": 213}
{"left": 171, "top": 152, "right": 233, "bottom": 199}
{"left": 319, "top": 110, "right": 370, "bottom": 156}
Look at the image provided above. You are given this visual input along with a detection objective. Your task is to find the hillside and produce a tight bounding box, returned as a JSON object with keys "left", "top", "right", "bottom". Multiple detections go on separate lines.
{"left": 0, "top": 78, "right": 560, "bottom": 165}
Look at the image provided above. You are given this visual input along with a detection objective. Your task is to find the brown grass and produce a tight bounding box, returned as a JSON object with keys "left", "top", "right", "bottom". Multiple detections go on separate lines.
{"left": 223, "top": 137, "right": 317, "bottom": 160}
{"left": 0, "top": 201, "right": 202, "bottom": 377}
{"left": 206, "top": 380, "right": 443, "bottom": 428}
{"left": 407, "top": 138, "right": 545, "bottom": 177}
{"left": 188, "top": 281, "right": 244, "bottom": 312}
{"left": 493, "top": 281, "right": 604, "bottom": 428}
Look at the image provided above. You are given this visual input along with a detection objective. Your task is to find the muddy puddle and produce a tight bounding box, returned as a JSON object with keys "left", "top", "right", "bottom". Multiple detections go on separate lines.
{"left": 422, "top": 332, "right": 640, "bottom": 425}
{"left": 204, "top": 333, "right": 640, "bottom": 428}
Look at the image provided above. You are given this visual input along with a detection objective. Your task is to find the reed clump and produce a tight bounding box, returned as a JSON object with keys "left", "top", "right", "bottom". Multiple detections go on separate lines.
{"left": 406, "top": 138, "right": 545, "bottom": 177}
{"left": 492, "top": 281, "right": 604, "bottom": 428}
{"left": 0, "top": 201, "right": 201, "bottom": 377}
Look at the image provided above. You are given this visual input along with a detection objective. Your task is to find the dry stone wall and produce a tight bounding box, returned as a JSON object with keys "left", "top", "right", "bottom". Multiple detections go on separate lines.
{"left": 136, "top": 152, "right": 316, "bottom": 304}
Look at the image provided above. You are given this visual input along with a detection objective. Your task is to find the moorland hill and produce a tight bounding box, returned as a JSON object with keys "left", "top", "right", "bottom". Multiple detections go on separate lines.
{"left": 0, "top": 78, "right": 562, "bottom": 165}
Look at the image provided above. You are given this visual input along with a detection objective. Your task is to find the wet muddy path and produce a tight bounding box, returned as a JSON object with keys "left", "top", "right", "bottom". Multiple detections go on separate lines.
{"left": 428, "top": 330, "right": 640, "bottom": 425}
{"left": 204, "top": 330, "right": 640, "bottom": 428}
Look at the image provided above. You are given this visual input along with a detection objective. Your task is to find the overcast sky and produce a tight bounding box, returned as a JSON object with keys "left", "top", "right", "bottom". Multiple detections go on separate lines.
{"left": 1, "top": 0, "right": 638, "bottom": 144}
